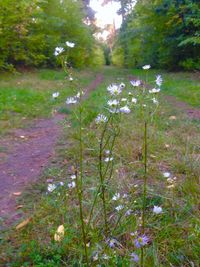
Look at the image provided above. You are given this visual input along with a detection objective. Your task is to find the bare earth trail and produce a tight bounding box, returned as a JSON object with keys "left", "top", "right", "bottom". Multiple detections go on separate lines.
{"left": 0, "top": 74, "right": 104, "bottom": 227}
{"left": 129, "top": 75, "right": 200, "bottom": 120}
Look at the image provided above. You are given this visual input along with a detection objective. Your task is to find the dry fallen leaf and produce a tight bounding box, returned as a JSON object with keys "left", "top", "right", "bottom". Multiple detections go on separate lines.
{"left": 54, "top": 225, "right": 65, "bottom": 242}
{"left": 16, "top": 205, "right": 23, "bottom": 209}
{"left": 13, "top": 192, "right": 22, "bottom": 196}
{"left": 169, "top": 116, "right": 177, "bottom": 120}
{"left": 16, "top": 218, "right": 31, "bottom": 230}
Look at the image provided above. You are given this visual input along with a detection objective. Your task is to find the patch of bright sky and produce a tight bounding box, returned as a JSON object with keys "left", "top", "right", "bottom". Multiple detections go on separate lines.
{"left": 90, "top": 0, "right": 122, "bottom": 29}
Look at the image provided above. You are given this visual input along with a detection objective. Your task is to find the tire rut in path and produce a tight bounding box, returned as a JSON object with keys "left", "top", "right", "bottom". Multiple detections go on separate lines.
{"left": 0, "top": 73, "right": 104, "bottom": 227}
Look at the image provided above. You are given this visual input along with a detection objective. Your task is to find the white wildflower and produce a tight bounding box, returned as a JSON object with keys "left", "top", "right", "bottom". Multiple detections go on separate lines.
{"left": 153, "top": 206, "right": 162, "bottom": 214}
{"left": 105, "top": 150, "right": 110, "bottom": 155}
{"left": 68, "top": 181, "right": 76, "bottom": 188}
{"left": 52, "top": 92, "right": 59, "bottom": 99}
{"left": 163, "top": 172, "right": 171, "bottom": 178}
{"left": 70, "top": 175, "right": 76, "bottom": 180}
{"left": 95, "top": 114, "right": 108, "bottom": 124}
{"left": 47, "top": 183, "right": 57, "bottom": 192}
{"left": 152, "top": 97, "right": 158, "bottom": 104}
{"left": 125, "top": 209, "right": 132, "bottom": 216}
{"left": 104, "top": 157, "right": 113, "bottom": 162}
{"left": 112, "top": 193, "right": 120, "bottom": 201}
{"left": 76, "top": 91, "right": 84, "bottom": 98}
{"left": 131, "top": 97, "right": 137, "bottom": 104}
{"left": 54, "top": 47, "right": 64, "bottom": 56}
{"left": 66, "top": 97, "right": 77, "bottom": 104}
{"left": 107, "top": 99, "right": 119, "bottom": 107}
{"left": 107, "top": 84, "right": 122, "bottom": 96}
{"left": 121, "top": 98, "right": 127, "bottom": 102}
{"left": 120, "top": 106, "right": 131, "bottom": 114}
{"left": 149, "top": 88, "right": 160, "bottom": 93}
{"left": 142, "top": 65, "right": 151, "bottom": 70}
{"left": 130, "top": 80, "right": 141, "bottom": 87}
{"left": 115, "top": 205, "right": 124, "bottom": 211}
{"left": 66, "top": 41, "right": 75, "bottom": 48}
{"left": 69, "top": 76, "right": 73, "bottom": 81}
{"left": 156, "top": 75, "right": 163, "bottom": 86}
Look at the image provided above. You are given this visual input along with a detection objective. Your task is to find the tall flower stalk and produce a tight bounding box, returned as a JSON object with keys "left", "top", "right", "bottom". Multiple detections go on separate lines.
{"left": 75, "top": 102, "right": 89, "bottom": 266}
{"left": 141, "top": 121, "right": 148, "bottom": 267}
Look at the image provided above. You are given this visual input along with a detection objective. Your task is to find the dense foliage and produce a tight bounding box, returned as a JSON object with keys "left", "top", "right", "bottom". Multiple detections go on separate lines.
{"left": 0, "top": 0, "right": 104, "bottom": 70}
{"left": 112, "top": 0, "right": 200, "bottom": 70}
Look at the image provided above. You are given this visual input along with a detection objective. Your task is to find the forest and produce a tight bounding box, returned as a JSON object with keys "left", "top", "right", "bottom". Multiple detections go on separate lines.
{"left": 0, "top": 0, "right": 200, "bottom": 71}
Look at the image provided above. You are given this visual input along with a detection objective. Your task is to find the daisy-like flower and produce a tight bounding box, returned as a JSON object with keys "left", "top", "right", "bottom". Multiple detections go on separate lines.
{"left": 66, "top": 97, "right": 77, "bottom": 104}
{"left": 153, "top": 206, "right": 162, "bottom": 214}
{"left": 66, "top": 41, "right": 75, "bottom": 48}
{"left": 52, "top": 92, "right": 59, "bottom": 99}
{"left": 163, "top": 172, "right": 171, "bottom": 178}
{"left": 54, "top": 47, "right": 64, "bottom": 56}
{"left": 68, "top": 181, "right": 76, "bottom": 188}
{"left": 121, "top": 98, "right": 127, "bottom": 102}
{"left": 95, "top": 114, "right": 108, "bottom": 124}
{"left": 156, "top": 75, "right": 163, "bottom": 86}
{"left": 142, "top": 65, "right": 151, "bottom": 70}
{"left": 130, "top": 80, "right": 141, "bottom": 87}
{"left": 105, "top": 157, "right": 113, "bottom": 162}
{"left": 109, "top": 108, "right": 120, "bottom": 114}
{"left": 107, "top": 99, "right": 119, "bottom": 107}
{"left": 70, "top": 175, "right": 76, "bottom": 180}
{"left": 106, "top": 238, "right": 119, "bottom": 248}
{"left": 130, "top": 253, "right": 139, "bottom": 263}
{"left": 119, "top": 82, "right": 125, "bottom": 89}
{"left": 115, "top": 205, "right": 124, "bottom": 211}
{"left": 125, "top": 209, "right": 132, "bottom": 216}
{"left": 149, "top": 88, "right": 160, "bottom": 93}
{"left": 152, "top": 97, "right": 158, "bottom": 104}
{"left": 120, "top": 106, "right": 131, "bottom": 114}
{"left": 107, "top": 84, "right": 122, "bottom": 96}
{"left": 131, "top": 97, "right": 137, "bottom": 104}
{"left": 47, "top": 183, "right": 57, "bottom": 192}
{"left": 112, "top": 192, "right": 120, "bottom": 201}
{"left": 134, "top": 235, "right": 149, "bottom": 248}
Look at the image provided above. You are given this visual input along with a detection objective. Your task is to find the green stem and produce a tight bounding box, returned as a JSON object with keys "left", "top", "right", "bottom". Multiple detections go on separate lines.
{"left": 99, "top": 139, "right": 109, "bottom": 235}
{"left": 141, "top": 121, "right": 147, "bottom": 267}
{"left": 76, "top": 105, "right": 89, "bottom": 266}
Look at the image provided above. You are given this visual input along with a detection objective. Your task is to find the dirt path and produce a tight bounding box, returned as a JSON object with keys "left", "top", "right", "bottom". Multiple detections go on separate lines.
{"left": 0, "top": 74, "right": 104, "bottom": 227}
{"left": 164, "top": 95, "right": 200, "bottom": 120}
{"left": 129, "top": 75, "right": 200, "bottom": 120}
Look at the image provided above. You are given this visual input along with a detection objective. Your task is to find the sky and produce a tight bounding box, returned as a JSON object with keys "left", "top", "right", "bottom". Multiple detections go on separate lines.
{"left": 90, "top": 0, "right": 122, "bottom": 29}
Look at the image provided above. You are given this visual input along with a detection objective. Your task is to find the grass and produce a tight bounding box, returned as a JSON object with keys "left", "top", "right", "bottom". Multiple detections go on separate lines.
{"left": 0, "top": 68, "right": 97, "bottom": 135}
{"left": 0, "top": 67, "right": 200, "bottom": 266}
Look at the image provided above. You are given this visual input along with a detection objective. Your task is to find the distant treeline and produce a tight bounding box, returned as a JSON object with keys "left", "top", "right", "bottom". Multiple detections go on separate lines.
{"left": 0, "top": 0, "right": 105, "bottom": 71}
{"left": 112, "top": 0, "right": 200, "bottom": 70}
